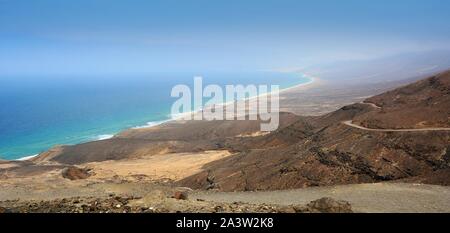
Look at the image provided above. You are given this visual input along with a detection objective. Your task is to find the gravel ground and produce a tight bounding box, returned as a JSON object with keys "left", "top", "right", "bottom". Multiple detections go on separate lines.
{"left": 191, "top": 183, "right": 450, "bottom": 213}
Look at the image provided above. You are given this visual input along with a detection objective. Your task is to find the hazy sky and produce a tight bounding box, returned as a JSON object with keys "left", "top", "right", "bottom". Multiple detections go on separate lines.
{"left": 1, "top": 0, "right": 450, "bottom": 76}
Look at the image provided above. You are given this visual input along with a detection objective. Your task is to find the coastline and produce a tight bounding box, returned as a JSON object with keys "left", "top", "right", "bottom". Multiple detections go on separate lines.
{"left": 15, "top": 73, "right": 316, "bottom": 161}
{"left": 286, "top": 74, "right": 319, "bottom": 92}
{"left": 277, "top": 73, "right": 317, "bottom": 93}
{"left": 16, "top": 154, "right": 38, "bottom": 161}
{"left": 128, "top": 73, "right": 317, "bottom": 131}
{"left": 128, "top": 72, "right": 316, "bottom": 129}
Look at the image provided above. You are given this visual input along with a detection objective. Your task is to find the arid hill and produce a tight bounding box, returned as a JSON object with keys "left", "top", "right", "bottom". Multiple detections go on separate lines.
{"left": 353, "top": 70, "right": 450, "bottom": 129}
{"left": 178, "top": 72, "right": 450, "bottom": 191}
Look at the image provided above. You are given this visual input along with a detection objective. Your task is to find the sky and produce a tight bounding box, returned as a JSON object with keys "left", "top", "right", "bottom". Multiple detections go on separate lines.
{"left": 1, "top": 0, "right": 450, "bottom": 76}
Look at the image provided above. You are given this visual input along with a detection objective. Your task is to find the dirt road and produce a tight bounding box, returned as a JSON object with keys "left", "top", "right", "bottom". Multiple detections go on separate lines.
{"left": 342, "top": 102, "right": 450, "bottom": 131}
{"left": 191, "top": 183, "right": 450, "bottom": 213}
{"left": 342, "top": 120, "right": 450, "bottom": 132}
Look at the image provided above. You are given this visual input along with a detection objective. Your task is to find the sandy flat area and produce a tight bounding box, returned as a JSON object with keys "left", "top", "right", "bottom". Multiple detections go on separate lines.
{"left": 84, "top": 150, "right": 232, "bottom": 182}
{"left": 0, "top": 150, "right": 233, "bottom": 201}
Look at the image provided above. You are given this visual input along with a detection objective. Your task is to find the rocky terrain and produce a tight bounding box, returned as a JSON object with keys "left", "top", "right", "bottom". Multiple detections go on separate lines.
{"left": 0, "top": 70, "right": 449, "bottom": 212}
{"left": 354, "top": 71, "right": 450, "bottom": 129}
{"left": 178, "top": 71, "right": 450, "bottom": 191}
{"left": 0, "top": 194, "right": 353, "bottom": 213}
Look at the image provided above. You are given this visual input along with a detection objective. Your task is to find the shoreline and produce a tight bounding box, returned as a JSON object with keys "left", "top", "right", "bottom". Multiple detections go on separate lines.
{"left": 16, "top": 154, "right": 39, "bottom": 161}
{"left": 277, "top": 73, "right": 317, "bottom": 93}
{"left": 135, "top": 73, "right": 317, "bottom": 126}
{"left": 14, "top": 73, "right": 316, "bottom": 161}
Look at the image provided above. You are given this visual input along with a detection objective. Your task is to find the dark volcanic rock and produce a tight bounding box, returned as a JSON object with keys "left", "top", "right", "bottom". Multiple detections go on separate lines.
{"left": 61, "top": 167, "right": 91, "bottom": 180}
{"left": 173, "top": 191, "right": 188, "bottom": 200}
{"left": 0, "top": 195, "right": 346, "bottom": 213}
{"left": 304, "top": 197, "right": 353, "bottom": 213}
{"left": 0, "top": 206, "right": 10, "bottom": 213}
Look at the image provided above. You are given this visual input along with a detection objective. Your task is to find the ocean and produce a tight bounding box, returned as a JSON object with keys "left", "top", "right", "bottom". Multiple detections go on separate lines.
{"left": 0, "top": 71, "right": 310, "bottom": 160}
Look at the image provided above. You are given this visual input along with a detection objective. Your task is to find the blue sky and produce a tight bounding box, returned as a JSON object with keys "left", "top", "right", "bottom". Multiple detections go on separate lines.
{"left": 1, "top": 0, "right": 450, "bottom": 76}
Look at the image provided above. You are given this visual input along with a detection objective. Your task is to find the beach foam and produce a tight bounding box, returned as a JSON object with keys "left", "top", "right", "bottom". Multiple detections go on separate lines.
{"left": 132, "top": 119, "right": 171, "bottom": 129}
{"left": 95, "top": 134, "right": 115, "bottom": 141}
{"left": 16, "top": 154, "right": 38, "bottom": 161}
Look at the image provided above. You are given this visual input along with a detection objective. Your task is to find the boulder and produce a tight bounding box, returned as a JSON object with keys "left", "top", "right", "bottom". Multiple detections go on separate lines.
{"left": 61, "top": 167, "right": 91, "bottom": 180}
{"left": 173, "top": 191, "right": 188, "bottom": 200}
{"left": 0, "top": 207, "right": 8, "bottom": 213}
{"left": 305, "top": 197, "right": 353, "bottom": 213}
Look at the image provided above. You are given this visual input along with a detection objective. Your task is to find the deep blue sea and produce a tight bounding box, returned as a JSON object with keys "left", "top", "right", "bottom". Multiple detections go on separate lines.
{"left": 0, "top": 72, "right": 309, "bottom": 160}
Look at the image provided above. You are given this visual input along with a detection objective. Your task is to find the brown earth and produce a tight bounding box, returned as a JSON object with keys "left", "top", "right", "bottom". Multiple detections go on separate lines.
{"left": 178, "top": 71, "right": 450, "bottom": 191}
{"left": 0, "top": 70, "right": 449, "bottom": 213}
{"left": 61, "top": 167, "right": 92, "bottom": 180}
{"left": 15, "top": 71, "right": 450, "bottom": 192}
{"left": 353, "top": 70, "right": 450, "bottom": 129}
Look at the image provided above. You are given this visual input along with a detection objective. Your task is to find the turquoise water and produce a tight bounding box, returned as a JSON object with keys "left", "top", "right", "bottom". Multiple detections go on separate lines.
{"left": 0, "top": 72, "right": 309, "bottom": 160}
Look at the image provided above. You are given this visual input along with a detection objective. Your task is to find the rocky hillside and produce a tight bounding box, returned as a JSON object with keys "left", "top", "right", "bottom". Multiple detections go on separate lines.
{"left": 353, "top": 70, "right": 450, "bottom": 129}
{"left": 178, "top": 72, "right": 450, "bottom": 191}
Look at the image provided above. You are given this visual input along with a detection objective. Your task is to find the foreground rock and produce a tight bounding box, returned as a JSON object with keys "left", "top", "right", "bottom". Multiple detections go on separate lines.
{"left": 173, "top": 191, "right": 188, "bottom": 200}
{"left": 301, "top": 197, "right": 352, "bottom": 213}
{"left": 61, "top": 167, "right": 91, "bottom": 180}
{"left": 0, "top": 195, "right": 352, "bottom": 213}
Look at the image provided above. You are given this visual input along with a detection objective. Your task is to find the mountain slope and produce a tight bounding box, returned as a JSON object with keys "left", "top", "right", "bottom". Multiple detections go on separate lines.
{"left": 178, "top": 71, "right": 450, "bottom": 191}
{"left": 20, "top": 70, "right": 450, "bottom": 191}
{"left": 353, "top": 70, "right": 450, "bottom": 129}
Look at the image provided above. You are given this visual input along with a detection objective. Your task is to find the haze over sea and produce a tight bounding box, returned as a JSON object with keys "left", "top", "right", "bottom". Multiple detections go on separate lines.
{"left": 0, "top": 72, "right": 309, "bottom": 160}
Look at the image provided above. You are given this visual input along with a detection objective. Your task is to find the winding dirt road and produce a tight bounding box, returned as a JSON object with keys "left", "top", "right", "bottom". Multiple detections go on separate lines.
{"left": 362, "top": 102, "right": 382, "bottom": 109}
{"left": 342, "top": 120, "right": 450, "bottom": 132}
{"left": 342, "top": 102, "right": 450, "bottom": 132}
